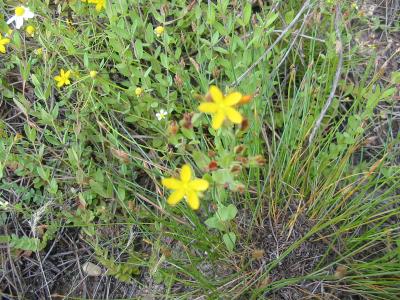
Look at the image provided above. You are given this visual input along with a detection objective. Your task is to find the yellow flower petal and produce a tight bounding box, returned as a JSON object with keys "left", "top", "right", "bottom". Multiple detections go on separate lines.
{"left": 162, "top": 178, "right": 182, "bottom": 190}
{"left": 223, "top": 92, "right": 242, "bottom": 106}
{"left": 212, "top": 110, "right": 225, "bottom": 130}
{"left": 65, "top": 79, "right": 71, "bottom": 85}
{"left": 225, "top": 107, "right": 243, "bottom": 124}
{"left": 209, "top": 85, "right": 223, "bottom": 103}
{"left": 198, "top": 102, "right": 218, "bottom": 113}
{"left": 54, "top": 76, "right": 61, "bottom": 81}
{"left": 167, "top": 189, "right": 185, "bottom": 206}
{"left": 0, "top": 38, "right": 10, "bottom": 45}
{"left": 65, "top": 70, "right": 71, "bottom": 77}
{"left": 186, "top": 190, "right": 200, "bottom": 210}
{"left": 188, "top": 179, "right": 209, "bottom": 191}
{"left": 0, "top": 45, "right": 6, "bottom": 53}
{"left": 180, "top": 164, "right": 192, "bottom": 183}
{"left": 60, "top": 69, "right": 65, "bottom": 76}
{"left": 57, "top": 81, "right": 64, "bottom": 88}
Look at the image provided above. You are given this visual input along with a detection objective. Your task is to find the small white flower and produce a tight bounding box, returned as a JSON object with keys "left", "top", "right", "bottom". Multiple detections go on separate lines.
{"left": 156, "top": 109, "right": 168, "bottom": 121}
{"left": 7, "top": 6, "right": 34, "bottom": 30}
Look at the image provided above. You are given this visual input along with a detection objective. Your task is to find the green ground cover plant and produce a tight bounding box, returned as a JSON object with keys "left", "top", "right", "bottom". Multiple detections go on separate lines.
{"left": 1, "top": 0, "right": 399, "bottom": 299}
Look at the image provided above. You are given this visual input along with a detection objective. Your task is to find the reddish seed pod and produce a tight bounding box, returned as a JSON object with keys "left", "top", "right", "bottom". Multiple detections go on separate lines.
{"left": 230, "top": 165, "right": 242, "bottom": 175}
{"left": 174, "top": 74, "right": 183, "bottom": 88}
{"left": 236, "top": 156, "right": 249, "bottom": 165}
{"left": 254, "top": 155, "right": 267, "bottom": 166}
{"left": 208, "top": 161, "right": 218, "bottom": 171}
{"left": 240, "top": 118, "right": 249, "bottom": 131}
{"left": 234, "top": 183, "right": 246, "bottom": 194}
{"left": 182, "top": 112, "right": 193, "bottom": 129}
{"left": 234, "top": 144, "right": 247, "bottom": 154}
{"left": 168, "top": 120, "right": 179, "bottom": 135}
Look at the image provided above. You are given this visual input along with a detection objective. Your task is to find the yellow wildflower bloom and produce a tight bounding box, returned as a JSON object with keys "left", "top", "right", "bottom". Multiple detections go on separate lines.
{"left": 89, "top": 70, "right": 98, "bottom": 78}
{"left": 154, "top": 26, "right": 165, "bottom": 37}
{"left": 162, "top": 164, "right": 209, "bottom": 210}
{"left": 34, "top": 48, "right": 43, "bottom": 55}
{"left": 198, "top": 86, "right": 243, "bottom": 130}
{"left": 54, "top": 69, "right": 71, "bottom": 88}
{"left": 26, "top": 25, "right": 35, "bottom": 36}
{"left": 0, "top": 34, "right": 11, "bottom": 54}
{"left": 82, "top": 0, "right": 105, "bottom": 12}
{"left": 94, "top": 0, "right": 105, "bottom": 11}
{"left": 135, "top": 87, "right": 143, "bottom": 96}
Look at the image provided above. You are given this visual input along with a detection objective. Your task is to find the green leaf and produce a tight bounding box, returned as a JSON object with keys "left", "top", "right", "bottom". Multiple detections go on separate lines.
{"left": 37, "top": 167, "right": 49, "bottom": 181}
{"left": 207, "top": 4, "right": 216, "bottom": 25}
{"left": 217, "top": 204, "right": 238, "bottom": 221}
{"left": 381, "top": 87, "right": 396, "bottom": 101}
{"left": 243, "top": 3, "right": 252, "bottom": 25}
{"left": 222, "top": 232, "right": 236, "bottom": 252}
{"left": 135, "top": 39, "right": 143, "bottom": 59}
{"left": 193, "top": 151, "right": 211, "bottom": 171}
{"left": 47, "top": 179, "right": 58, "bottom": 195}
{"left": 145, "top": 23, "right": 154, "bottom": 43}
{"left": 212, "top": 169, "right": 234, "bottom": 185}
{"left": 10, "top": 234, "right": 41, "bottom": 251}
{"left": 284, "top": 10, "right": 295, "bottom": 24}
{"left": 14, "top": 96, "right": 30, "bottom": 116}
{"left": 265, "top": 13, "right": 279, "bottom": 28}
{"left": 181, "top": 127, "right": 196, "bottom": 140}
{"left": 205, "top": 215, "right": 225, "bottom": 231}
{"left": 391, "top": 71, "right": 400, "bottom": 84}
{"left": 89, "top": 180, "right": 109, "bottom": 198}
{"left": 24, "top": 124, "right": 36, "bottom": 142}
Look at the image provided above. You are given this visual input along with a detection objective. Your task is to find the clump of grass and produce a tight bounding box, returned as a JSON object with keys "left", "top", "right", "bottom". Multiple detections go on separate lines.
{"left": 0, "top": 1, "right": 399, "bottom": 299}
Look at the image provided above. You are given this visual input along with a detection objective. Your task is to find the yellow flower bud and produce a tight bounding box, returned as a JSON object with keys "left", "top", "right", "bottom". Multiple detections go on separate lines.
{"left": 26, "top": 25, "right": 35, "bottom": 36}
{"left": 34, "top": 48, "right": 43, "bottom": 55}
{"left": 154, "top": 26, "right": 165, "bottom": 37}
{"left": 89, "top": 70, "right": 97, "bottom": 78}
{"left": 135, "top": 87, "right": 143, "bottom": 96}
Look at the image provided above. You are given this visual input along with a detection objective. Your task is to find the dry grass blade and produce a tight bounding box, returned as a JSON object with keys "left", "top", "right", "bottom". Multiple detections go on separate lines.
{"left": 232, "top": 0, "right": 312, "bottom": 86}
{"left": 308, "top": 4, "right": 344, "bottom": 146}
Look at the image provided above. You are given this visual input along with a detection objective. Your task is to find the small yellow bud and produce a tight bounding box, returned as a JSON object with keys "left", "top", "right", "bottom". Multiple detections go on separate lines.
{"left": 89, "top": 70, "right": 97, "bottom": 78}
{"left": 154, "top": 26, "right": 165, "bottom": 37}
{"left": 14, "top": 133, "right": 23, "bottom": 142}
{"left": 26, "top": 25, "right": 35, "bottom": 37}
{"left": 135, "top": 87, "right": 143, "bottom": 96}
{"left": 34, "top": 48, "right": 43, "bottom": 55}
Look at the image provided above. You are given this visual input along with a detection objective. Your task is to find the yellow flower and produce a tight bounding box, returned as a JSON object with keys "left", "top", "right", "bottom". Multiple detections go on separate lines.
{"left": 162, "top": 164, "right": 209, "bottom": 210}
{"left": 0, "top": 34, "right": 11, "bottom": 54}
{"left": 89, "top": 70, "right": 98, "bottom": 78}
{"left": 198, "top": 86, "right": 243, "bottom": 130}
{"left": 154, "top": 26, "right": 165, "bottom": 37}
{"left": 54, "top": 69, "right": 71, "bottom": 88}
{"left": 26, "top": 25, "right": 35, "bottom": 36}
{"left": 94, "top": 0, "right": 105, "bottom": 11}
{"left": 135, "top": 87, "right": 143, "bottom": 96}
{"left": 34, "top": 48, "right": 43, "bottom": 55}
{"left": 82, "top": 0, "right": 105, "bottom": 12}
